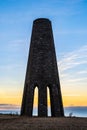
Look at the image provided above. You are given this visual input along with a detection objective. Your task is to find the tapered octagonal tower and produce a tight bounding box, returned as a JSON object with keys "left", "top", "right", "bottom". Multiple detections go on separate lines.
{"left": 21, "top": 18, "right": 64, "bottom": 117}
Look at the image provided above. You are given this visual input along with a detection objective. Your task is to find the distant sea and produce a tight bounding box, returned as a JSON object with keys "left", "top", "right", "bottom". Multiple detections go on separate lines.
{"left": 0, "top": 105, "right": 87, "bottom": 117}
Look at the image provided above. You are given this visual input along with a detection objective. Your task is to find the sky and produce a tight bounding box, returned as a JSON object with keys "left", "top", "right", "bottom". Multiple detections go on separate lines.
{"left": 0, "top": 0, "right": 87, "bottom": 108}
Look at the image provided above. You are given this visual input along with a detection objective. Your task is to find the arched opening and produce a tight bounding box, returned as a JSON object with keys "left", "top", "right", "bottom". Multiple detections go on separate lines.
{"left": 47, "top": 87, "right": 51, "bottom": 116}
{"left": 33, "top": 86, "right": 38, "bottom": 116}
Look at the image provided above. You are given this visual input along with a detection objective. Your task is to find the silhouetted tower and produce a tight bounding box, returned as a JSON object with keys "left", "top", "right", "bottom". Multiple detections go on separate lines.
{"left": 21, "top": 18, "right": 64, "bottom": 117}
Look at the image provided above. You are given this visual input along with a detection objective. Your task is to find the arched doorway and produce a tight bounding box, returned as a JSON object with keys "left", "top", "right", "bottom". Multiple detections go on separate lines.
{"left": 33, "top": 86, "right": 38, "bottom": 116}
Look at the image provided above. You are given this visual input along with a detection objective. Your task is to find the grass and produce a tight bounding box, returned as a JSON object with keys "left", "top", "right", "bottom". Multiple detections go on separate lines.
{"left": 0, "top": 115, "right": 87, "bottom": 130}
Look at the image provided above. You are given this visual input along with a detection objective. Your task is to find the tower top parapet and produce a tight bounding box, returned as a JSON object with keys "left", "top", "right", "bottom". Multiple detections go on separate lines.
{"left": 34, "top": 18, "right": 51, "bottom": 23}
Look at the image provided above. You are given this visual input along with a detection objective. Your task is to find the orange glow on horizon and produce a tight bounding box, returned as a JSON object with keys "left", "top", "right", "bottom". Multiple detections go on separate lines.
{"left": 0, "top": 87, "right": 87, "bottom": 107}
{"left": 0, "top": 90, "right": 22, "bottom": 106}
{"left": 62, "top": 95, "right": 87, "bottom": 107}
{"left": 0, "top": 95, "right": 87, "bottom": 107}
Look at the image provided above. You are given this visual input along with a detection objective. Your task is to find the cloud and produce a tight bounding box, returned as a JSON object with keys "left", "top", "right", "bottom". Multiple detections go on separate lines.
{"left": 77, "top": 71, "right": 87, "bottom": 74}
{"left": 58, "top": 45, "right": 87, "bottom": 85}
{"left": 0, "top": 104, "right": 20, "bottom": 110}
{"left": 63, "top": 0, "right": 83, "bottom": 5}
{"left": 65, "top": 106, "right": 87, "bottom": 108}
{"left": 56, "top": 29, "right": 87, "bottom": 35}
{"left": 58, "top": 45, "right": 87, "bottom": 72}
{"left": 63, "top": 94, "right": 81, "bottom": 97}
{"left": 7, "top": 39, "right": 28, "bottom": 51}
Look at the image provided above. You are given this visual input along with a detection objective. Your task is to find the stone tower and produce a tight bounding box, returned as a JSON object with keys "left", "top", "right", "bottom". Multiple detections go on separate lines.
{"left": 21, "top": 18, "right": 64, "bottom": 117}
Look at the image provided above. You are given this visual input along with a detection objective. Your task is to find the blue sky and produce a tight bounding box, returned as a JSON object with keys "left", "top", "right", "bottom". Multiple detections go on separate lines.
{"left": 0, "top": 0, "right": 87, "bottom": 106}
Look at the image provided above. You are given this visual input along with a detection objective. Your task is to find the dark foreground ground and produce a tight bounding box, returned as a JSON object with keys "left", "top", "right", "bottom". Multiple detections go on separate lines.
{"left": 0, "top": 115, "right": 87, "bottom": 130}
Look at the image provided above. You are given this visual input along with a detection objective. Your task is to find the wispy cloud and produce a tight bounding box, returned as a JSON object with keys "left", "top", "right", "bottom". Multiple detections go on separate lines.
{"left": 0, "top": 0, "right": 83, "bottom": 26}
{"left": 56, "top": 29, "right": 87, "bottom": 35}
{"left": 58, "top": 45, "right": 87, "bottom": 85}
{"left": 63, "top": 94, "right": 81, "bottom": 97}
{"left": 7, "top": 39, "right": 28, "bottom": 51}
{"left": 0, "top": 104, "right": 20, "bottom": 110}
{"left": 58, "top": 45, "right": 87, "bottom": 72}
{"left": 62, "top": 0, "right": 83, "bottom": 5}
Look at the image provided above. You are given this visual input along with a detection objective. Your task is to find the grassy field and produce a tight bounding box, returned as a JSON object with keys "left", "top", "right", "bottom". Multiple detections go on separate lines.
{"left": 0, "top": 115, "right": 87, "bottom": 130}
